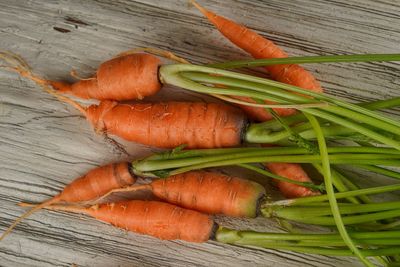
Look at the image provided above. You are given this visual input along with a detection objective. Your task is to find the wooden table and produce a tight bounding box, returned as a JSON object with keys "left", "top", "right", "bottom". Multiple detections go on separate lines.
{"left": 1, "top": 1, "right": 399, "bottom": 266}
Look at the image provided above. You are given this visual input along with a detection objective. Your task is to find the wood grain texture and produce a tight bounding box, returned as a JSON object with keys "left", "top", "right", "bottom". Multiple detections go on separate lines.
{"left": 0, "top": 0, "right": 399, "bottom": 266}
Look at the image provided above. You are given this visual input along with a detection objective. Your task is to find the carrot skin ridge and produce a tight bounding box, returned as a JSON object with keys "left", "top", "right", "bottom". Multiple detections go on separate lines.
{"left": 24, "top": 200, "right": 214, "bottom": 243}
{"left": 151, "top": 171, "right": 265, "bottom": 218}
{"left": 86, "top": 101, "right": 247, "bottom": 149}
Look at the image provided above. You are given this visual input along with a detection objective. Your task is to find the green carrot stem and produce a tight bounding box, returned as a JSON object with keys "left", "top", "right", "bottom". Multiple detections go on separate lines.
{"left": 151, "top": 156, "right": 400, "bottom": 177}
{"left": 247, "top": 245, "right": 400, "bottom": 257}
{"left": 304, "top": 108, "right": 400, "bottom": 150}
{"left": 177, "top": 68, "right": 400, "bottom": 133}
{"left": 355, "top": 165, "right": 400, "bottom": 180}
{"left": 315, "top": 165, "right": 372, "bottom": 204}
{"left": 235, "top": 239, "right": 400, "bottom": 247}
{"left": 250, "top": 97, "right": 400, "bottom": 134}
{"left": 269, "top": 201, "right": 400, "bottom": 218}
{"left": 135, "top": 146, "right": 400, "bottom": 172}
{"left": 368, "top": 220, "right": 400, "bottom": 231}
{"left": 132, "top": 146, "right": 400, "bottom": 172}
{"left": 216, "top": 228, "right": 400, "bottom": 256}
{"left": 216, "top": 227, "right": 400, "bottom": 241}
{"left": 313, "top": 164, "right": 360, "bottom": 204}
{"left": 134, "top": 157, "right": 400, "bottom": 177}
{"left": 360, "top": 97, "right": 400, "bottom": 110}
{"left": 238, "top": 163, "right": 323, "bottom": 191}
{"left": 331, "top": 168, "right": 373, "bottom": 204}
{"left": 207, "top": 54, "right": 400, "bottom": 69}
{"left": 160, "top": 64, "right": 400, "bottom": 140}
{"left": 245, "top": 105, "right": 400, "bottom": 149}
{"left": 180, "top": 71, "right": 308, "bottom": 103}
{"left": 245, "top": 97, "right": 400, "bottom": 144}
{"left": 325, "top": 105, "right": 400, "bottom": 134}
{"left": 268, "top": 184, "right": 400, "bottom": 206}
{"left": 146, "top": 147, "right": 269, "bottom": 161}
{"left": 268, "top": 209, "right": 400, "bottom": 226}
{"left": 303, "top": 114, "right": 369, "bottom": 265}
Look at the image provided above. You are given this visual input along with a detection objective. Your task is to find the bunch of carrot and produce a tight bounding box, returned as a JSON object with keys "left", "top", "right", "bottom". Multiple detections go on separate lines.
{"left": 1, "top": 1, "right": 400, "bottom": 266}
{"left": 4, "top": 159, "right": 400, "bottom": 261}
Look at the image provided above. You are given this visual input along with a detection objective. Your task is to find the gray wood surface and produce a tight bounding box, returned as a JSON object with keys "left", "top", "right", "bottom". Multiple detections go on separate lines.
{"left": 1, "top": 0, "right": 399, "bottom": 266}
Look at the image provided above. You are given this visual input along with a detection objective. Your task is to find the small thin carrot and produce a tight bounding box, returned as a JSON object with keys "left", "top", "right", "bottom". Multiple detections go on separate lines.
{"left": 0, "top": 162, "right": 135, "bottom": 241}
{"left": 98, "top": 170, "right": 266, "bottom": 218}
{"left": 20, "top": 200, "right": 215, "bottom": 243}
{"left": 192, "top": 0, "right": 322, "bottom": 121}
{"left": 192, "top": 2, "right": 321, "bottom": 198}
{"left": 260, "top": 143, "right": 318, "bottom": 198}
{"left": 265, "top": 163, "right": 319, "bottom": 199}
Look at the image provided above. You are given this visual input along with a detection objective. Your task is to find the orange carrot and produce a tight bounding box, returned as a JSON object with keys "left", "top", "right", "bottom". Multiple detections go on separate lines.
{"left": 2, "top": 54, "right": 247, "bottom": 149}
{"left": 192, "top": 0, "right": 322, "bottom": 121}
{"left": 265, "top": 163, "right": 319, "bottom": 199}
{"left": 261, "top": 143, "right": 318, "bottom": 199}
{"left": 85, "top": 101, "right": 246, "bottom": 149}
{"left": 98, "top": 171, "right": 266, "bottom": 218}
{"left": 0, "top": 162, "right": 136, "bottom": 240}
{"left": 50, "top": 53, "right": 162, "bottom": 100}
{"left": 21, "top": 200, "right": 215, "bottom": 243}
{"left": 193, "top": 2, "right": 320, "bottom": 198}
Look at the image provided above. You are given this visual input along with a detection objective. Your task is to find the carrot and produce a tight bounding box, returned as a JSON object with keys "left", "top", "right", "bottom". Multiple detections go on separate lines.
{"left": 1, "top": 52, "right": 247, "bottom": 149}
{"left": 192, "top": 1, "right": 321, "bottom": 198}
{"left": 1, "top": 51, "right": 161, "bottom": 101}
{"left": 265, "top": 163, "right": 319, "bottom": 199}
{"left": 50, "top": 53, "right": 161, "bottom": 100}
{"left": 192, "top": 0, "right": 322, "bottom": 121}
{"left": 20, "top": 200, "right": 215, "bottom": 243}
{"left": 99, "top": 170, "right": 266, "bottom": 218}
{"left": 85, "top": 100, "right": 247, "bottom": 149}
{"left": 259, "top": 144, "right": 318, "bottom": 198}
{"left": 0, "top": 162, "right": 136, "bottom": 240}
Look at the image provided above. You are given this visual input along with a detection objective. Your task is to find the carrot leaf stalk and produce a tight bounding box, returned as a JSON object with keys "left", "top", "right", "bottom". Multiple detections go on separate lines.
{"left": 207, "top": 53, "right": 400, "bottom": 69}
{"left": 132, "top": 146, "right": 400, "bottom": 178}
{"left": 303, "top": 113, "right": 372, "bottom": 266}
{"left": 268, "top": 183, "right": 400, "bottom": 207}
{"left": 216, "top": 227, "right": 400, "bottom": 256}
{"left": 159, "top": 63, "right": 400, "bottom": 150}
{"left": 263, "top": 202, "right": 400, "bottom": 224}
{"left": 246, "top": 96, "right": 400, "bottom": 144}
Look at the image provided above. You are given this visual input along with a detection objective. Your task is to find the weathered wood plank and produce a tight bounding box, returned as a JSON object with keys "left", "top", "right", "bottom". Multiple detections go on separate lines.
{"left": 1, "top": 0, "right": 399, "bottom": 266}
